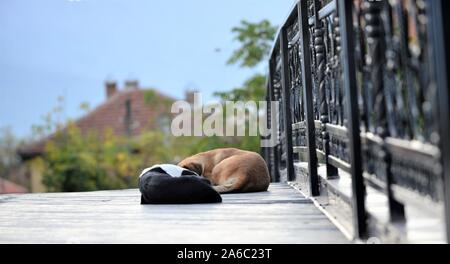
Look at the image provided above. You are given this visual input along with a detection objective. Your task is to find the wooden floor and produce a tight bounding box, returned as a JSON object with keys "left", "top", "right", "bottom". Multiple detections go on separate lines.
{"left": 0, "top": 183, "right": 348, "bottom": 244}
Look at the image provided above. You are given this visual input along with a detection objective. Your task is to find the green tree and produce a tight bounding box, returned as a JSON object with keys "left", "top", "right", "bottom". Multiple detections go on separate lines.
{"left": 220, "top": 19, "right": 276, "bottom": 102}
{"left": 43, "top": 123, "right": 132, "bottom": 191}
{"left": 213, "top": 19, "right": 277, "bottom": 153}
{"left": 213, "top": 74, "right": 267, "bottom": 102}
{"left": 227, "top": 19, "right": 277, "bottom": 68}
{"left": 0, "top": 127, "right": 20, "bottom": 179}
{"left": 30, "top": 96, "right": 66, "bottom": 140}
{"left": 33, "top": 100, "right": 130, "bottom": 191}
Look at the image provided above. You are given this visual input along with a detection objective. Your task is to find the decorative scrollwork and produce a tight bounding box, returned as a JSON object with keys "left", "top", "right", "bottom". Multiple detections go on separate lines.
{"left": 354, "top": 0, "right": 443, "bottom": 201}
{"left": 315, "top": 21, "right": 328, "bottom": 123}
{"left": 286, "top": 16, "right": 307, "bottom": 151}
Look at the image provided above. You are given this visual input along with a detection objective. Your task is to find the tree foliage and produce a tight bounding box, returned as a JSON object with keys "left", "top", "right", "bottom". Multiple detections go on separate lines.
{"left": 213, "top": 74, "right": 266, "bottom": 102}
{"left": 43, "top": 123, "right": 136, "bottom": 191}
{"left": 213, "top": 19, "right": 277, "bottom": 153}
{"left": 227, "top": 20, "right": 277, "bottom": 68}
{"left": 0, "top": 127, "right": 20, "bottom": 178}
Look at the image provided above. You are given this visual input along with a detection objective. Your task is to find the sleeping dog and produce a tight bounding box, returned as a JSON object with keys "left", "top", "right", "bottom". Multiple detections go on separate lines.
{"left": 178, "top": 148, "right": 270, "bottom": 193}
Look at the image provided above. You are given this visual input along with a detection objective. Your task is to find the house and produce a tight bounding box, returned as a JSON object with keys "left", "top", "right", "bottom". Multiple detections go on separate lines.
{"left": 0, "top": 178, "right": 28, "bottom": 194}
{"left": 18, "top": 80, "right": 195, "bottom": 192}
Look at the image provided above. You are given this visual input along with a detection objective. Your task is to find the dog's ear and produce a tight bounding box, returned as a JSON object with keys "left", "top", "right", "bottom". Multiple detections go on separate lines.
{"left": 181, "top": 162, "right": 203, "bottom": 176}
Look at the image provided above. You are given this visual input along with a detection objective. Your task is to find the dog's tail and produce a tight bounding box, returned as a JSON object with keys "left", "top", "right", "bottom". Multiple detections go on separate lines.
{"left": 212, "top": 177, "right": 247, "bottom": 194}
{"left": 213, "top": 184, "right": 235, "bottom": 194}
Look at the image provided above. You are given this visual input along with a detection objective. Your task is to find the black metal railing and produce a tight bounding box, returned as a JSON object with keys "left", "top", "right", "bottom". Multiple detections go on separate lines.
{"left": 263, "top": 0, "right": 450, "bottom": 242}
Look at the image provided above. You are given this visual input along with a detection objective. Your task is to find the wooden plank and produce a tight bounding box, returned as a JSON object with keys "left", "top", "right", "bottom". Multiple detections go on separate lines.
{"left": 0, "top": 183, "right": 348, "bottom": 244}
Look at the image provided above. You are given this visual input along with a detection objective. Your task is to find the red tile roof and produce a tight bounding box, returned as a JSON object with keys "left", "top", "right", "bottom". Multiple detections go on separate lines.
{"left": 0, "top": 178, "right": 28, "bottom": 194}
{"left": 18, "top": 88, "right": 175, "bottom": 159}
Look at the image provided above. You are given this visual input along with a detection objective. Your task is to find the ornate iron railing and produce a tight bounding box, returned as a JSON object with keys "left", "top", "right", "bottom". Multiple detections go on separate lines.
{"left": 263, "top": 0, "right": 450, "bottom": 242}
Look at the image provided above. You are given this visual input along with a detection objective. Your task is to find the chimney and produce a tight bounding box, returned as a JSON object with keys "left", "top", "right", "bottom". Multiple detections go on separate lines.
{"left": 124, "top": 79, "right": 139, "bottom": 90}
{"left": 185, "top": 90, "right": 196, "bottom": 105}
{"left": 105, "top": 80, "right": 117, "bottom": 99}
{"left": 124, "top": 98, "right": 132, "bottom": 137}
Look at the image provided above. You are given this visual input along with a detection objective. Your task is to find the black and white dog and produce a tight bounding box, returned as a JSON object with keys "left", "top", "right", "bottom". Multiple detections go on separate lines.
{"left": 138, "top": 164, "right": 222, "bottom": 204}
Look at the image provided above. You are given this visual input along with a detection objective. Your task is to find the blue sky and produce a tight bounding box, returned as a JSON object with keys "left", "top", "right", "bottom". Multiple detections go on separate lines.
{"left": 0, "top": 0, "right": 294, "bottom": 139}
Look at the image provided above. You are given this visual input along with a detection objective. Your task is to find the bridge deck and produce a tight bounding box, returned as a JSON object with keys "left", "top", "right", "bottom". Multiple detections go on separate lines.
{"left": 0, "top": 183, "right": 348, "bottom": 244}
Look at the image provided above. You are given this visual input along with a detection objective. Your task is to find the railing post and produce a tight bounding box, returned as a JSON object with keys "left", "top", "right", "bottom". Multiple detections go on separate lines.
{"left": 268, "top": 58, "right": 281, "bottom": 182}
{"left": 338, "top": 0, "right": 367, "bottom": 239}
{"left": 262, "top": 89, "right": 271, "bottom": 180}
{"left": 313, "top": 0, "right": 338, "bottom": 179}
{"left": 430, "top": 0, "right": 450, "bottom": 243}
{"left": 279, "top": 30, "right": 296, "bottom": 182}
{"left": 298, "top": 0, "right": 319, "bottom": 196}
{"left": 377, "top": 0, "right": 406, "bottom": 224}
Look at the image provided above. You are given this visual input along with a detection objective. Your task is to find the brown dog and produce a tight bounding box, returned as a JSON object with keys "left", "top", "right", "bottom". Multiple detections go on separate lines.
{"left": 178, "top": 148, "right": 270, "bottom": 193}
